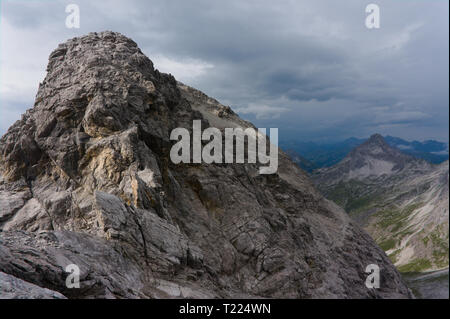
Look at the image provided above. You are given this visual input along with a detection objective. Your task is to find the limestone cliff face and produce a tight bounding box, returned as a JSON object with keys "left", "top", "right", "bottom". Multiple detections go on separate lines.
{"left": 0, "top": 32, "right": 411, "bottom": 298}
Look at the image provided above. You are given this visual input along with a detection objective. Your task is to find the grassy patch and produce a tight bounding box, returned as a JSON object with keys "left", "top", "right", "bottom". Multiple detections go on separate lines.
{"left": 374, "top": 202, "right": 423, "bottom": 232}
{"left": 421, "top": 224, "right": 449, "bottom": 268}
{"left": 346, "top": 194, "right": 376, "bottom": 213}
{"left": 378, "top": 238, "right": 397, "bottom": 251}
{"left": 326, "top": 180, "right": 375, "bottom": 210}
{"left": 388, "top": 249, "right": 401, "bottom": 264}
{"left": 398, "top": 258, "right": 432, "bottom": 273}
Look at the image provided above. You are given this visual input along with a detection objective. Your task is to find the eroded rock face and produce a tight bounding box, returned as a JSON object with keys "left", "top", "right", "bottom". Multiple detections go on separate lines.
{"left": 0, "top": 31, "right": 412, "bottom": 299}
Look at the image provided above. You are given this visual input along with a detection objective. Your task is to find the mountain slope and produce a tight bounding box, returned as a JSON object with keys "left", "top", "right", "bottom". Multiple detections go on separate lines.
{"left": 0, "top": 32, "right": 411, "bottom": 298}
{"left": 313, "top": 134, "right": 449, "bottom": 272}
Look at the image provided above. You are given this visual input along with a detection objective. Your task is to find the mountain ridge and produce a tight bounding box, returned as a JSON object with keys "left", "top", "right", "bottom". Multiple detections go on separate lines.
{"left": 314, "top": 134, "right": 432, "bottom": 184}
{"left": 280, "top": 135, "right": 448, "bottom": 172}
{"left": 313, "top": 135, "right": 449, "bottom": 273}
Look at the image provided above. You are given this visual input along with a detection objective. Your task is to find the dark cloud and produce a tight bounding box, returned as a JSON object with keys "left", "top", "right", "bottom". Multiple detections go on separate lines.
{"left": 0, "top": 0, "right": 448, "bottom": 142}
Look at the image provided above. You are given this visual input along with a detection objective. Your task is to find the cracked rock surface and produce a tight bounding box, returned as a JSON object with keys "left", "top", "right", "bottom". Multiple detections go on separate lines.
{"left": 0, "top": 31, "right": 412, "bottom": 299}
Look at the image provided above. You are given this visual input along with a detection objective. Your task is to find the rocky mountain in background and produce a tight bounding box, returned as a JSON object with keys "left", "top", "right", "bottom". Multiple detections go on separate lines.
{"left": 384, "top": 136, "right": 449, "bottom": 164}
{"left": 280, "top": 136, "right": 448, "bottom": 172}
{"left": 0, "top": 32, "right": 411, "bottom": 299}
{"left": 313, "top": 134, "right": 449, "bottom": 273}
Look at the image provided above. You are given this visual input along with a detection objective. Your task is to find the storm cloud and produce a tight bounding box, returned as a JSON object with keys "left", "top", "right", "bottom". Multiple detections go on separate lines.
{"left": 1, "top": 0, "right": 448, "bottom": 142}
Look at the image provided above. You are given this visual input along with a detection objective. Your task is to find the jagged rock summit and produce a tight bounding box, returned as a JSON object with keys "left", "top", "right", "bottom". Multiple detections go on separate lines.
{"left": 0, "top": 32, "right": 411, "bottom": 298}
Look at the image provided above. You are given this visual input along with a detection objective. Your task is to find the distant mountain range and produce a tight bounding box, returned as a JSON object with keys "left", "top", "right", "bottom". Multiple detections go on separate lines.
{"left": 280, "top": 136, "right": 449, "bottom": 172}
{"left": 312, "top": 134, "right": 449, "bottom": 274}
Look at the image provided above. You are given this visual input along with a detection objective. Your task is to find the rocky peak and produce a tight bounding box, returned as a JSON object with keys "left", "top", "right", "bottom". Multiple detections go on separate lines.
{"left": 0, "top": 32, "right": 411, "bottom": 299}
{"left": 0, "top": 31, "right": 185, "bottom": 183}
{"left": 349, "top": 134, "right": 409, "bottom": 161}
{"left": 313, "top": 133, "right": 434, "bottom": 186}
{"left": 367, "top": 133, "right": 384, "bottom": 144}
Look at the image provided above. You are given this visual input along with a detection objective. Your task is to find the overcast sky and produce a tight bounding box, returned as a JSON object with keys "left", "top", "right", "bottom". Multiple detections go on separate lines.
{"left": 1, "top": 0, "right": 448, "bottom": 142}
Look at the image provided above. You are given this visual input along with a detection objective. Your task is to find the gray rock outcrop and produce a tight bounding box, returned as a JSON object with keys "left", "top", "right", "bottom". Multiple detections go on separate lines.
{"left": 0, "top": 271, "right": 66, "bottom": 299}
{"left": 0, "top": 31, "right": 412, "bottom": 298}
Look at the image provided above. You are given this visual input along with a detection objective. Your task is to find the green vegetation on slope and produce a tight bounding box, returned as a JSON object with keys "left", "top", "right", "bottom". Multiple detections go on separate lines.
{"left": 325, "top": 180, "right": 383, "bottom": 214}
{"left": 422, "top": 224, "right": 450, "bottom": 268}
{"left": 374, "top": 202, "right": 423, "bottom": 232}
{"left": 398, "top": 258, "right": 433, "bottom": 273}
{"left": 378, "top": 238, "right": 396, "bottom": 251}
